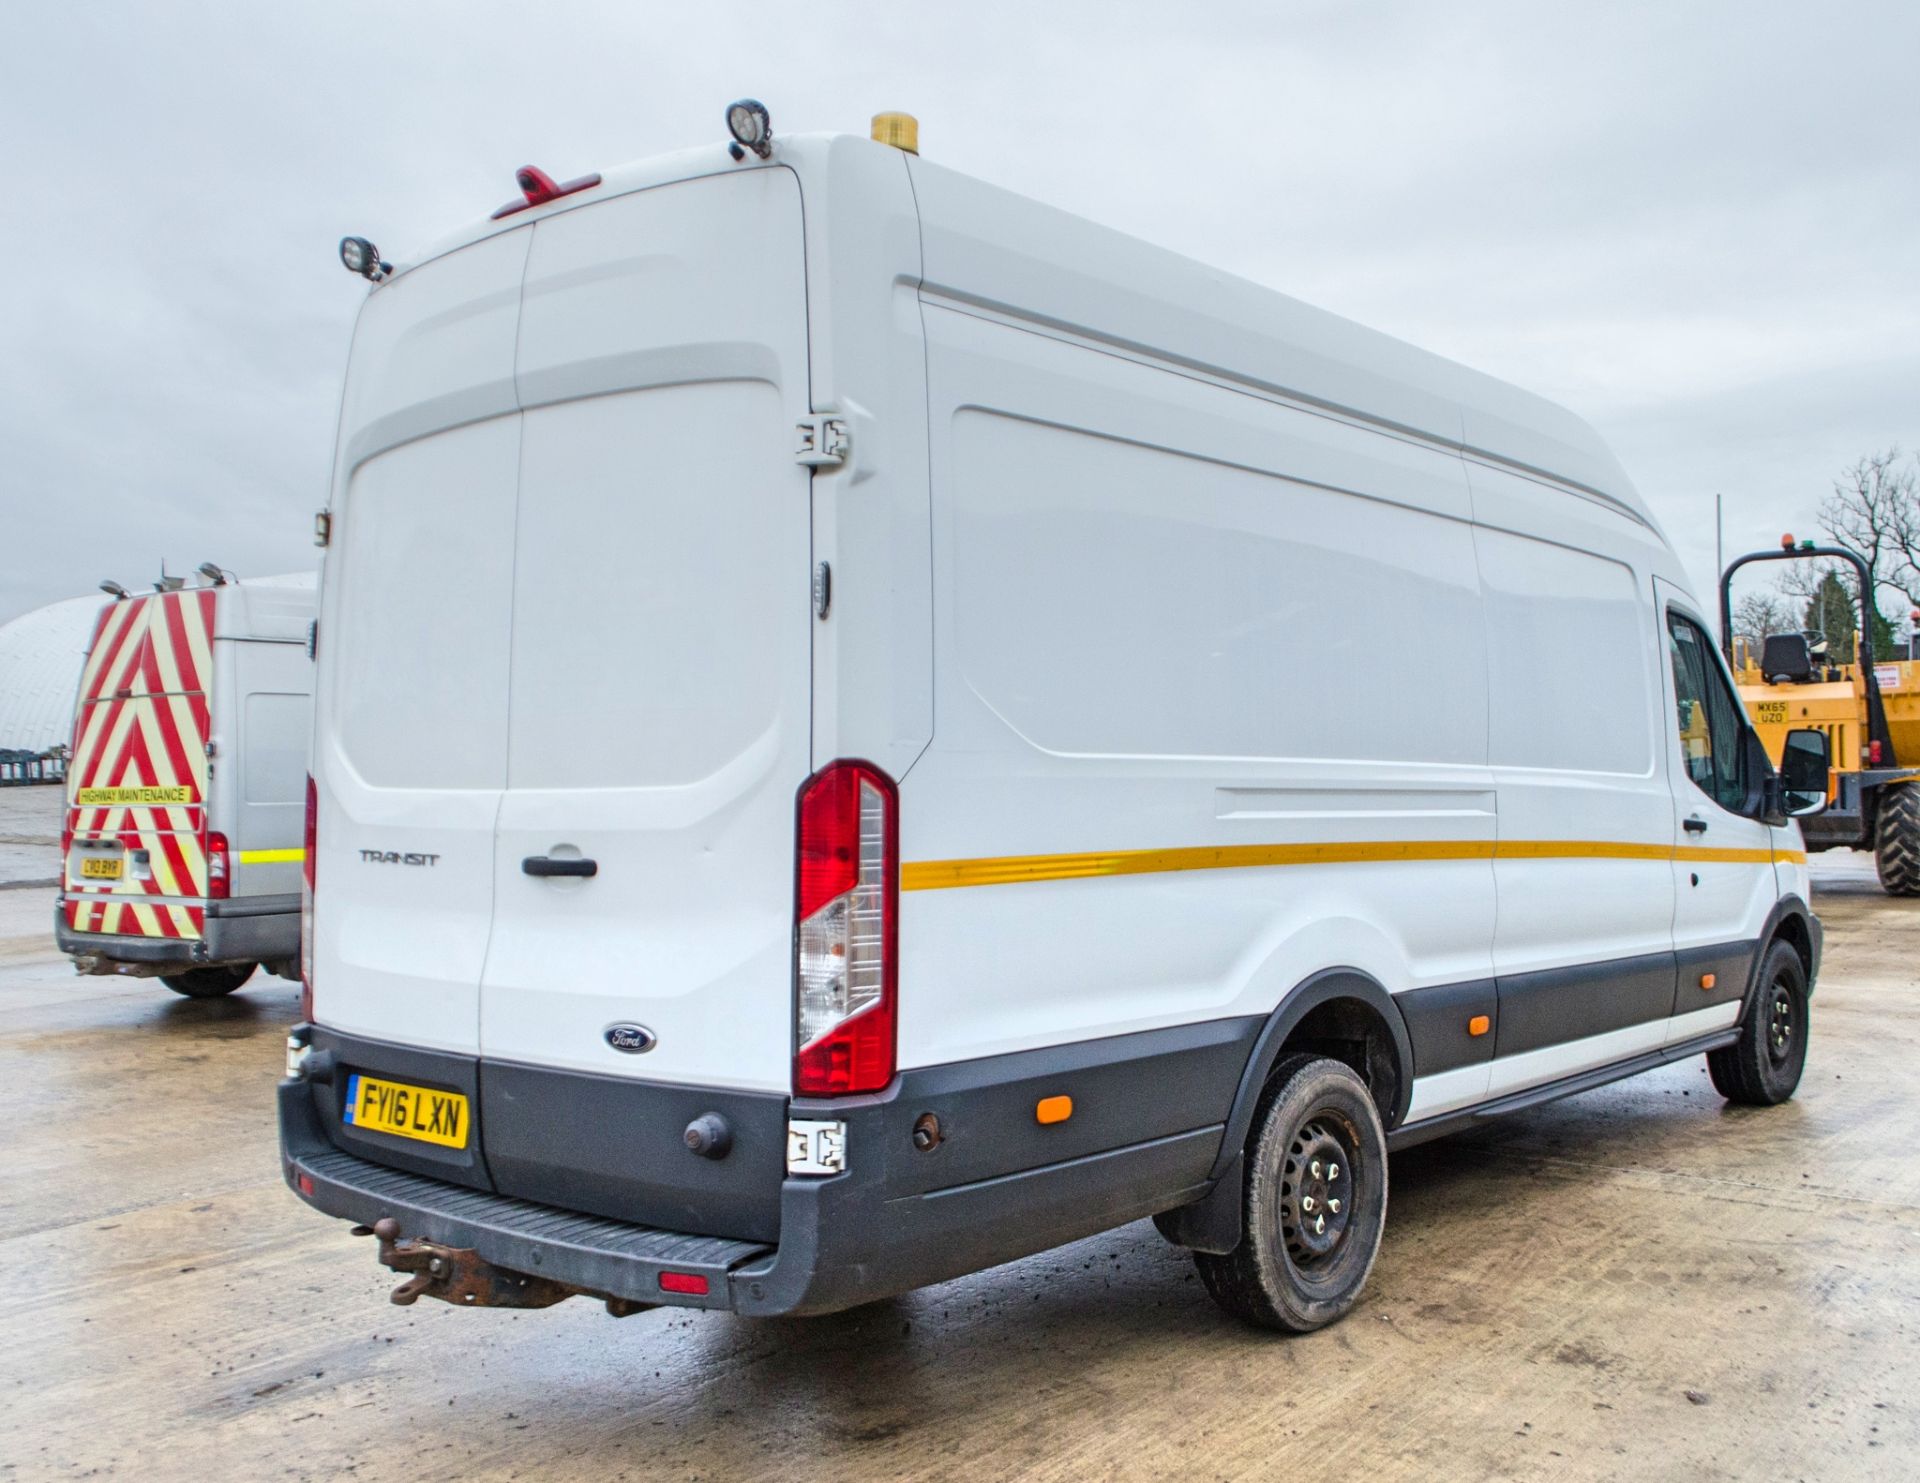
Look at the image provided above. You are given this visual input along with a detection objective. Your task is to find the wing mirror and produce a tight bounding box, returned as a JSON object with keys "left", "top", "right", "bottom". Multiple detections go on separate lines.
{"left": 1779, "top": 728, "right": 1832, "bottom": 817}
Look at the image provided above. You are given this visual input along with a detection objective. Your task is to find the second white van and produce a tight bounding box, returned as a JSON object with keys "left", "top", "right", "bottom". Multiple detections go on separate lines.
{"left": 59, "top": 572, "right": 315, "bottom": 998}
{"left": 281, "top": 109, "right": 1827, "bottom": 1332}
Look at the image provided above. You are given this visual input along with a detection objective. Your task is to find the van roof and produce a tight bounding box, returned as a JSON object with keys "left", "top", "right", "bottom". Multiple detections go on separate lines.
{"left": 384, "top": 132, "right": 1657, "bottom": 534}
{"left": 217, "top": 571, "right": 316, "bottom": 643}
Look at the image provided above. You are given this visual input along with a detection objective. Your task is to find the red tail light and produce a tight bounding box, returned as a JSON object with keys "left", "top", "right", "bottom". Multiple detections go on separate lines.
{"left": 793, "top": 760, "right": 898, "bottom": 1096}
{"left": 300, "top": 774, "right": 316, "bottom": 1021}
{"left": 206, "top": 832, "right": 231, "bottom": 900}
{"left": 1869, "top": 740, "right": 1884, "bottom": 766}
{"left": 658, "top": 1271, "right": 709, "bottom": 1296}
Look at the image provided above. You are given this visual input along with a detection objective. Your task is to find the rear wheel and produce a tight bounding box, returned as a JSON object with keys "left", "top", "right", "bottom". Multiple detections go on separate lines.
{"left": 1195, "top": 1053, "right": 1388, "bottom": 1332}
{"left": 1706, "top": 940, "right": 1808, "bottom": 1105}
{"left": 164, "top": 963, "right": 256, "bottom": 999}
{"left": 1875, "top": 784, "right": 1920, "bottom": 897}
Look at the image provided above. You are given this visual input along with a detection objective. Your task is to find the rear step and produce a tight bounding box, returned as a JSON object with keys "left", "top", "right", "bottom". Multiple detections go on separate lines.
{"left": 289, "top": 1146, "right": 770, "bottom": 1309}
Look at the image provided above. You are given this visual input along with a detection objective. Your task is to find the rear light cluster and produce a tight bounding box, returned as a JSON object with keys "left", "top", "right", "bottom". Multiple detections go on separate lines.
{"left": 300, "top": 774, "right": 316, "bottom": 1021}
{"left": 205, "top": 832, "right": 231, "bottom": 900}
{"left": 793, "top": 761, "right": 898, "bottom": 1096}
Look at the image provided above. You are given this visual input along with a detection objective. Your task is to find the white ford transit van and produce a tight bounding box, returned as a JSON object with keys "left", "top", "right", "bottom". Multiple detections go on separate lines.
{"left": 58, "top": 572, "right": 315, "bottom": 998}
{"left": 281, "top": 112, "right": 1825, "bottom": 1332}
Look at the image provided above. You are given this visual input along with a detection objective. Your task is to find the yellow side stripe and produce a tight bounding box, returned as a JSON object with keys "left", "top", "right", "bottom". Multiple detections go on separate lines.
{"left": 901, "top": 839, "right": 1803, "bottom": 892}
{"left": 238, "top": 848, "right": 306, "bottom": 865}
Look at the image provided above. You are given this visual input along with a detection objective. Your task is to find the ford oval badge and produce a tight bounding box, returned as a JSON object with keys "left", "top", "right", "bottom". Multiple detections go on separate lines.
{"left": 604, "top": 1023, "right": 657, "bottom": 1054}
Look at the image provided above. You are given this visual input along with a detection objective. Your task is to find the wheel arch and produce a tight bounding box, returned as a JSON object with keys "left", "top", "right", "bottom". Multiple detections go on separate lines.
{"left": 1751, "top": 893, "right": 1819, "bottom": 1004}
{"left": 1155, "top": 968, "right": 1411, "bottom": 1256}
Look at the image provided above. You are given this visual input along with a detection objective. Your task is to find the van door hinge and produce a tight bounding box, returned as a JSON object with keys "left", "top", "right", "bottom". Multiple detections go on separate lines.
{"left": 795, "top": 415, "right": 850, "bottom": 470}
{"left": 314, "top": 510, "right": 332, "bottom": 548}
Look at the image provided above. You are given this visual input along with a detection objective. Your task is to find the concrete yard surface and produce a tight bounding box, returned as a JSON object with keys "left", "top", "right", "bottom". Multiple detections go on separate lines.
{"left": 1, "top": 856, "right": 1916, "bottom": 1481}
{"left": 0, "top": 785, "right": 60, "bottom": 890}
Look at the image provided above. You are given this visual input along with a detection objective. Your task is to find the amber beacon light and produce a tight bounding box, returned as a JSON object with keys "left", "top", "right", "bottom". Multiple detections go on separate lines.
{"left": 871, "top": 111, "right": 919, "bottom": 153}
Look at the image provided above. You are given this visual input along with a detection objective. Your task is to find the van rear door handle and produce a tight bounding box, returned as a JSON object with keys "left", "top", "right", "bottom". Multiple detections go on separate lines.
{"left": 523, "top": 855, "right": 598, "bottom": 878}
{"left": 1682, "top": 816, "right": 1708, "bottom": 834}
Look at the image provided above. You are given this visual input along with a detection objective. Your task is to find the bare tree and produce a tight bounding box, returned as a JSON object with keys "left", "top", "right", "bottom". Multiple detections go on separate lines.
{"left": 1819, "top": 448, "right": 1920, "bottom": 612}
{"left": 1733, "top": 590, "right": 1793, "bottom": 651}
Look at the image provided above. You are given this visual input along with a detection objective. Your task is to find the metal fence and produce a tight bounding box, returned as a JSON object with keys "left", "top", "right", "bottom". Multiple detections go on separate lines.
{"left": 0, "top": 749, "right": 65, "bottom": 786}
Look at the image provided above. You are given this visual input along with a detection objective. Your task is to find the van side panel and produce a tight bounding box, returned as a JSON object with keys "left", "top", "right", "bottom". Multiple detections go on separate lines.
{"left": 802, "top": 136, "right": 933, "bottom": 781}
{"left": 905, "top": 301, "right": 1497, "bottom": 1074}
{"left": 1465, "top": 463, "right": 1681, "bottom": 1097}
{"left": 229, "top": 640, "right": 313, "bottom": 902}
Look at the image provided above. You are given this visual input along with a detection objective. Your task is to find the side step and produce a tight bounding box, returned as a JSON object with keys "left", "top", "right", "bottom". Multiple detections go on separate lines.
{"left": 1388, "top": 1027, "right": 1741, "bottom": 1151}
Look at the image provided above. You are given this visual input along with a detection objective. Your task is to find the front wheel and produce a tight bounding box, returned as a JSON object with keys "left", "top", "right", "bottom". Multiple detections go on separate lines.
{"left": 164, "top": 963, "right": 256, "bottom": 999}
{"left": 1195, "top": 1053, "right": 1388, "bottom": 1332}
{"left": 1875, "top": 784, "right": 1920, "bottom": 897}
{"left": 1706, "top": 940, "right": 1808, "bottom": 1105}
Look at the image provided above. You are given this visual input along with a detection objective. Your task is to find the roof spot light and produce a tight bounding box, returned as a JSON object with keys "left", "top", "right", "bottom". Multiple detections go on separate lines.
{"left": 726, "top": 98, "right": 773, "bottom": 160}
{"left": 339, "top": 236, "right": 391, "bottom": 283}
{"left": 99, "top": 580, "right": 129, "bottom": 600}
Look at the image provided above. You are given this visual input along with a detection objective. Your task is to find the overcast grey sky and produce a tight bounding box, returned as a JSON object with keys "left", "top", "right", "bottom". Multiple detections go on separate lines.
{"left": 4, "top": 1, "right": 1916, "bottom": 626}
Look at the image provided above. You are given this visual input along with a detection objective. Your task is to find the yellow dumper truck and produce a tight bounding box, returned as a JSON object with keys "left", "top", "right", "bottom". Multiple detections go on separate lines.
{"left": 1722, "top": 537, "right": 1920, "bottom": 895}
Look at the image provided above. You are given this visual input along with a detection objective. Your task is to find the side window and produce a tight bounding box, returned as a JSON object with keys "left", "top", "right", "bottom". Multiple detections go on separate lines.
{"left": 1666, "top": 612, "right": 1746, "bottom": 812}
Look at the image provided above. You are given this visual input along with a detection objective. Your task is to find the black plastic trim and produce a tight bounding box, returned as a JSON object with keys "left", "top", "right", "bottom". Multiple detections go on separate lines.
{"left": 1494, "top": 951, "right": 1676, "bottom": 1058}
{"left": 310, "top": 1026, "right": 494, "bottom": 1191}
{"left": 482, "top": 1060, "right": 787, "bottom": 1243}
{"left": 1398, "top": 977, "right": 1499, "bottom": 1076}
{"left": 283, "top": 1017, "right": 1257, "bottom": 1316}
{"left": 1673, "top": 940, "right": 1756, "bottom": 1016}
{"left": 205, "top": 892, "right": 300, "bottom": 918}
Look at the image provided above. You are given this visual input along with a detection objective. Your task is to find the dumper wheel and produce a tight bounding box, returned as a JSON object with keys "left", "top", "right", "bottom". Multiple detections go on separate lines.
{"left": 164, "top": 963, "right": 256, "bottom": 999}
{"left": 1194, "top": 1053, "right": 1387, "bottom": 1333}
{"left": 1875, "top": 784, "right": 1920, "bottom": 897}
{"left": 1706, "top": 940, "right": 1807, "bottom": 1106}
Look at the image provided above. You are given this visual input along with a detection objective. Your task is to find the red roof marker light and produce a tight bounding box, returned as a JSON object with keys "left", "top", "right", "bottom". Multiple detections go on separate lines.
{"left": 491, "top": 165, "right": 602, "bottom": 220}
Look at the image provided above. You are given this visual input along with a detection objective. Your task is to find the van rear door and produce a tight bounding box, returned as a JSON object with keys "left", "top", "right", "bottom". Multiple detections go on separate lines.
{"left": 477, "top": 170, "right": 813, "bottom": 1104}
{"left": 311, "top": 227, "right": 531, "bottom": 1057}
{"left": 63, "top": 588, "right": 215, "bottom": 941}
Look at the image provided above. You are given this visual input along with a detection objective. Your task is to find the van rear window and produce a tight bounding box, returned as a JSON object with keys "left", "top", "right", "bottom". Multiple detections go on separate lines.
{"left": 326, "top": 417, "right": 519, "bottom": 790}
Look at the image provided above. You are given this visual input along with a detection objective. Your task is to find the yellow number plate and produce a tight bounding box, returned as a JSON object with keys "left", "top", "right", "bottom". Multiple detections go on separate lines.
{"left": 1754, "top": 702, "right": 1788, "bottom": 723}
{"left": 344, "top": 1074, "right": 470, "bottom": 1149}
{"left": 79, "top": 857, "right": 124, "bottom": 880}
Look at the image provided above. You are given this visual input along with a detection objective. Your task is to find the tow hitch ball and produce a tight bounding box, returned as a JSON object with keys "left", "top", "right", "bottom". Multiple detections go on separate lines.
{"left": 352, "top": 1217, "right": 580, "bottom": 1310}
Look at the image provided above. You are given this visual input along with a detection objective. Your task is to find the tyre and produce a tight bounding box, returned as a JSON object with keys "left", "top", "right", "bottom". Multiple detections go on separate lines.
{"left": 1875, "top": 784, "right": 1920, "bottom": 897}
{"left": 1195, "top": 1053, "right": 1388, "bottom": 1333}
{"left": 1706, "top": 940, "right": 1808, "bottom": 1106}
{"left": 163, "top": 963, "right": 256, "bottom": 999}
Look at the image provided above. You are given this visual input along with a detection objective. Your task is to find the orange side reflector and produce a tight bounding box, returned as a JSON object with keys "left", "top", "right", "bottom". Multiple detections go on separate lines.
{"left": 1036, "top": 1095, "right": 1073, "bottom": 1125}
{"left": 1467, "top": 1015, "right": 1491, "bottom": 1038}
{"left": 1700, "top": 973, "right": 1716, "bottom": 990}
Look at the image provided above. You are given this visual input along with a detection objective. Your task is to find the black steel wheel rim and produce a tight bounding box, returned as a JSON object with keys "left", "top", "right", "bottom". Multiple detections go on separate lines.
{"left": 1280, "top": 1116, "right": 1358, "bottom": 1267}
{"left": 1766, "top": 978, "right": 1797, "bottom": 1066}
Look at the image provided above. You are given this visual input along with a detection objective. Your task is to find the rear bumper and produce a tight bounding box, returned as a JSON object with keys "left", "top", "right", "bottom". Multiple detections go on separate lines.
{"left": 55, "top": 894, "right": 300, "bottom": 969}
{"left": 279, "top": 1017, "right": 1254, "bottom": 1316}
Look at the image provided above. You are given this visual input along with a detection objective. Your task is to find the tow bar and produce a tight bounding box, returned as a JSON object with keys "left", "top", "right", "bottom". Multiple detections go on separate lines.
{"left": 352, "top": 1217, "right": 612, "bottom": 1311}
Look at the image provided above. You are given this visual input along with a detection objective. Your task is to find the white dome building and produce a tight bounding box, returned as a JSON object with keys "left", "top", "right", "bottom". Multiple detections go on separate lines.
{"left": 0, "top": 592, "right": 107, "bottom": 758}
{"left": 0, "top": 573, "right": 317, "bottom": 768}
